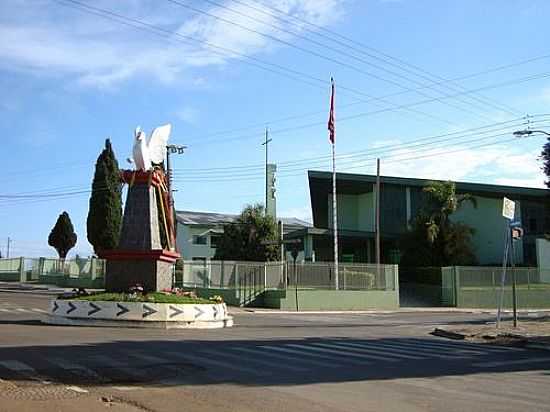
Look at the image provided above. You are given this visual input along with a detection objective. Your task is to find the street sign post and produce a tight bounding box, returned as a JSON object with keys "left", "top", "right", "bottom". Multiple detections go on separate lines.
{"left": 497, "top": 198, "right": 519, "bottom": 328}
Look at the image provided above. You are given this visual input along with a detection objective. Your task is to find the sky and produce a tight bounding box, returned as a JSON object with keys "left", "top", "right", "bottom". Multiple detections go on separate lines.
{"left": 1, "top": 0, "right": 550, "bottom": 258}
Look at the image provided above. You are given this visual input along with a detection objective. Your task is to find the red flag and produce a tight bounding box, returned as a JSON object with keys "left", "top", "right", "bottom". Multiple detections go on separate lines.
{"left": 327, "top": 77, "right": 335, "bottom": 144}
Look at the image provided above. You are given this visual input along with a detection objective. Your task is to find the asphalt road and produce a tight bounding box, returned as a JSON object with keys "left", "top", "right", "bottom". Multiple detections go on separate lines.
{"left": 0, "top": 290, "right": 549, "bottom": 411}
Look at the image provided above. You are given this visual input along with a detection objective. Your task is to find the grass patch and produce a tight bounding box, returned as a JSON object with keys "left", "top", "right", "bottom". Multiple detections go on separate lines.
{"left": 62, "top": 292, "right": 212, "bottom": 304}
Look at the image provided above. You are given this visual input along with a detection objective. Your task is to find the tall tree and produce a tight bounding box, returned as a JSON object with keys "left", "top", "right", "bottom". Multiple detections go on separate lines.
{"left": 214, "top": 204, "right": 280, "bottom": 261}
{"left": 87, "top": 139, "right": 122, "bottom": 255}
{"left": 401, "top": 181, "right": 477, "bottom": 266}
{"left": 48, "top": 211, "right": 77, "bottom": 259}
{"left": 540, "top": 136, "right": 550, "bottom": 188}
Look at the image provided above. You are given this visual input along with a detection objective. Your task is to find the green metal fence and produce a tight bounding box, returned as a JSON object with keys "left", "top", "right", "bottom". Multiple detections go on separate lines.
{"left": 175, "top": 260, "right": 399, "bottom": 307}
{"left": 442, "top": 266, "right": 550, "bottom": 308}
{"left": 0, "top": 257, "right": 105, "bottom": 288}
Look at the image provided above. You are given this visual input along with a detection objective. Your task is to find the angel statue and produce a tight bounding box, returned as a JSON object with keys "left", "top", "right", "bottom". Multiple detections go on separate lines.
{"left": 128, "top": 124, "right": 172, "bottom": 171}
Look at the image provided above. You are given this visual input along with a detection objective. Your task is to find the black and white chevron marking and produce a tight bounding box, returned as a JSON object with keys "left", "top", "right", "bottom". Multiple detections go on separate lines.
{"left": 66, "top": 302, "right": 77, "bottom": 314}
{"left": 116, "top": 303, "right": 129, "bottom": 317}
{"left": 169, "top": 305, "right": 184, "bottom": 319}
{"left": 143, "top": 304, "right": 157, "bottom": 318}
{"left": 88, "top": 302, "right": 101, "bottom": 316}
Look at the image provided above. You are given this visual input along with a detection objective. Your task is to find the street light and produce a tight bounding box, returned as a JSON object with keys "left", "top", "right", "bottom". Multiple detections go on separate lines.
{"left": 513, "top": 129, "right": 550, "bottom": 137}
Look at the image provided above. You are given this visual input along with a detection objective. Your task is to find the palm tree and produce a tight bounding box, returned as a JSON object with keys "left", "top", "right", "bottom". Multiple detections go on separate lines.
{"left": 423, "top": 181, "right": 477, "bottom": 244}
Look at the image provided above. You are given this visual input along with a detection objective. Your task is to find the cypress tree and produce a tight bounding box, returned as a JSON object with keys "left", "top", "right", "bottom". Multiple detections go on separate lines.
{"left": 87, "top": 139, "right": 122, "bottom": 255}
{"left": 540, "top": 136, "right": 550, "bottom": 188}
{"left": 48, "top": 211, "right": 77, "bottom": 259}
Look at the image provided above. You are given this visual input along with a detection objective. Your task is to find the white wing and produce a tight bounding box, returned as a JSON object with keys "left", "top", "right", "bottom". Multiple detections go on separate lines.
{"left": 147, "top": 123, "right": 171, "bottom": 164}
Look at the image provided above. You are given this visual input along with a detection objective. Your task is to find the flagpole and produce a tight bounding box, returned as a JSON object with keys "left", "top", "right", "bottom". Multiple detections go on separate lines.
{"left": 328, "top": 77, "right": 339, "bottom": 290}
{"left": 332, "top": 139, "right": 339, "bottom": 290}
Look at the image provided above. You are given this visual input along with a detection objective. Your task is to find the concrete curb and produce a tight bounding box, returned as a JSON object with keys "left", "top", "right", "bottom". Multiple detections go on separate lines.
{"left": 45, "top": 299, "right": 233, "bottom": 329}
{"left": 246, "top": 308, "right": 550, "bottom": 315}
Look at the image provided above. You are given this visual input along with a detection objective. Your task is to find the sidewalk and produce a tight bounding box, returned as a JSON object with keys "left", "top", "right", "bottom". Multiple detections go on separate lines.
{"left": 245, "top": 307, "right": 550, "bottom": 315}
{"left": 432, "top": 317, "right": 550, "bottom": 351}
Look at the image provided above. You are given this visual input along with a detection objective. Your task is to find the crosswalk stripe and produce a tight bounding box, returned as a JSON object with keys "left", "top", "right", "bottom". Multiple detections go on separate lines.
{"left": 0, "top": 360, "right": 35, "bottom": 372}
{"left": 0, "top": 360, "right": 50, "bottom": 383}
{"left": 306, "top": 342, "right": 401, "bottom": 362}
{"left": 89, "top": 354, "right": 148, "bottom": 379}
{"left": 48, "top": 357, "right": 103, "bottom": 380}
{"left": 0, "top": 309, "right": 9, "bottom": 312}
{"left": 351, "top": 341, "right": 467, "bottom": 359}
{"left": 238, "top": 346, "right": 342, "bottom": 368}
{"left": 379, "top": 340, "right": 486, "bottom": 355}
{"left": 472, "top": 357, "right": 550, "bottom": 368}
{"left": 164, "top": 351, "right": 266, "bottom": 376}
{"left": 286, "top": 343, "right": 380, "bottom": 362}
{"left": 217, "top": 348, "right": 309, "bottom": 372}
{"left": 325, "top": 341, "right": 427, "bottom": 360}
{"left": 258, "top": 345, "right": 371, "bottom": 366}
{"left": 408, "top": 338, "right": 524, "bottom": 352}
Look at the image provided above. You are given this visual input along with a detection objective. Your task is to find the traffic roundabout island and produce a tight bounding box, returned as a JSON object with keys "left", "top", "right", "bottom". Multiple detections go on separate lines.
{"left": 43, "top": 292, "right": 233, "bottom": 329}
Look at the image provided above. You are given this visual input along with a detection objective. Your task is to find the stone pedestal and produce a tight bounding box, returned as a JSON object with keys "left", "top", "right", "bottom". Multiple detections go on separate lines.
{"left": 103, "top": 170, "right": 180, "bottom": 292}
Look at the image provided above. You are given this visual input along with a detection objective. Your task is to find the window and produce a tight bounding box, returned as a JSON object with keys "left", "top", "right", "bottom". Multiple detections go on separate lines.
{"left": 210, "top": 235, "right": 221, "bottom": 248}
{"left": 192, "top": 235, "right": 207, "bottom": 245}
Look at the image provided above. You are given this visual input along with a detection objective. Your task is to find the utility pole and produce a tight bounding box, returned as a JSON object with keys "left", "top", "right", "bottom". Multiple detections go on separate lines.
{"left": 375, "top": 159, "right": 381, "bottom": 280}
{"left": 262, "top": 126, "right": 272, "bottom": 215}
{"left": 165, "top": 144, "right": 186, "bottom": 250}
{"left": 6, "top": 237, "right": 11, "bottom": 258}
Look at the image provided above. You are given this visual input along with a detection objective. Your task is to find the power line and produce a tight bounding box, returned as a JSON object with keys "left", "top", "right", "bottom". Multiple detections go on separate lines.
{"left": 236, "top": 0, "right": 522, "bottom": 116}
{"left": 184, "top": 68, "right": 550, "bottom": 146}
{"left": 55, "top": 0, "right": 459, "bottom": 127}
{"left": 165, "top": 0, "right": 498, "bottom": 122}
{"left": 182, "top": 52, "right": 550, "bottom": 142}
{"left": 173, "top": 119, "right": 540, "bottom": 178}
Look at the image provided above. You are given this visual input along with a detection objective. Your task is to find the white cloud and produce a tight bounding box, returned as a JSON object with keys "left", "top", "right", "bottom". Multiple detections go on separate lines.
{"left": 339, "top": 142, "right": 546, "bottom": 188}
{"left": 176, "top": 106, "right": 199, "bottom": 124}
{"left": 0, "top": 0, "right": 344, "bottom": 88}
{"left": 280, "top": 206, "right": 312, "bottom": 222}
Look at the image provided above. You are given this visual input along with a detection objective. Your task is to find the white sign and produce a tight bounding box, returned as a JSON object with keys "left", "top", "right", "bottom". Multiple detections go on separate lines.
{"left": 502, "top": 197, "right": 515, "bottom": 220}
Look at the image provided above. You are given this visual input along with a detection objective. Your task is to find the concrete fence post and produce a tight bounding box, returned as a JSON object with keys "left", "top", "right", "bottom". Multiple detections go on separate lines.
{"left": 18, "top": 257, "right": 25, "bottom": 282}
{"left": 90, "top": 258, "right": 97, "bottom": 280}
{"left": 454, "top": 266, "right": 461, "bottom": 307}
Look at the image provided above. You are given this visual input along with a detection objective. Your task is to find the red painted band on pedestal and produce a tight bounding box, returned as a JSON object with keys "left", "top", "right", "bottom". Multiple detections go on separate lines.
{"left": 100, "top": 249, "right": 180, "bottom": 263}
{"left": 120, "top": 170, "right": 165, "bottom": 187}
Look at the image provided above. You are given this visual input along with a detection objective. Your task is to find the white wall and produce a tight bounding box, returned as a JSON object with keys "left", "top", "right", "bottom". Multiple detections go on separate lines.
{"left": 176, "top": 224, "right": 217, "bottom": 260}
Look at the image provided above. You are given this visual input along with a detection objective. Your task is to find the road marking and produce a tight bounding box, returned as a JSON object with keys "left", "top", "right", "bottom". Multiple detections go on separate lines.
{"left": 258, "top": 345, "right": 371, "bottom": 365}
{"left": 32, "top": 308, "right": 47, "bottom": 313}
{"left": 164, "top": 351, "right": 266, "bottom": 376}
{"left": 306, "top": 342, "right": 400, "bottom": 362}
{"left": 0, "top": 360, "right": 36, "bottom": 372}
{"left": 384, "top": 339, "right": 487, "bottom": 355}
{"left": 215, "top": 348, "right": 309, "bottom": 372}
{"left": 16, "top": 308, "right": 31, "bottom": 313}
{"left": 472, "top": 357, "right": 550, "bottom": 368}
{"left": 409, "top": 338, "right": 524, "bottom": 352}
{"left": 237, "top": 346, "right": 341, "bottom": 368}
{"left": 0, "top": 360, "right": 51, "bottom": 384}
{"left": 326, "top": 341, "right": 427, "bottom": 360}
{"left": 350, "top": 341, "right": 466, "bottom": 359}
{"left": 89, "top": 354, "right": 148, "bottom": 379}
{"left": 287, "top": 343, "right": 382, "bottom": 362}
{"left": 48, "top": 357, "right": 103, "bottom": 381}
{"left": 0, "top": 309, "right": 9, "bottom": 312}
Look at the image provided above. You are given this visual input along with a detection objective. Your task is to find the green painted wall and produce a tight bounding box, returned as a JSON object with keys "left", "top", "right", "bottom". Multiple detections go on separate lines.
{"left": 357, "top": 192, "right": 374, "bottom": 232}
{"left": 457, "top": 288, "right": 550, "bottom": 309}
{"left": 263, "top": 289, "right": 399, "bottom": 310}
{"left": 451, "top": 197, "right": 523, "bottom": 265}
